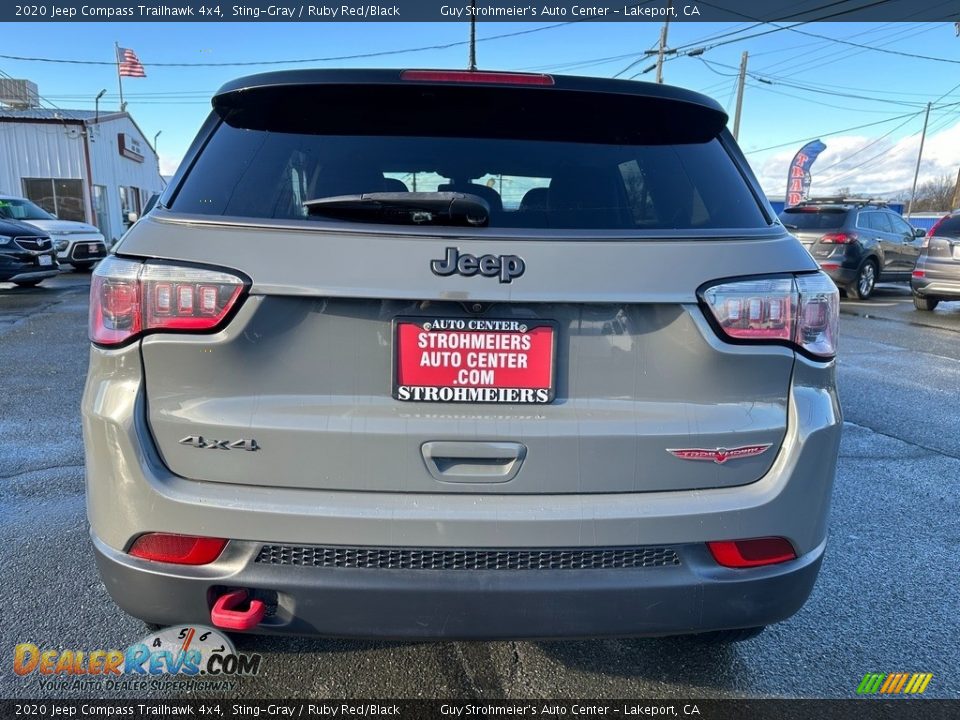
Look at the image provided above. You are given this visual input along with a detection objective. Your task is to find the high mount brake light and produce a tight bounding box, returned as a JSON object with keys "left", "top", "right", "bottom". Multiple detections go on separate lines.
{"left": 700, "top": 273, "right": 839, "bottom": 359}
{"left": 400, "top": 70, "right": 555, "bottom": 86}
{"left": 90, "top": 256, "right": 247, "bottom": 346}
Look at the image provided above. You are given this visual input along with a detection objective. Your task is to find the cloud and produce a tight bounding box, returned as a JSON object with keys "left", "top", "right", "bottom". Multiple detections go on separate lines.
{"left": 158, "top": 154, "right": 181, "bottom": 176}
{"left": 754, "top": 120, "right": 960, "bottom": 199}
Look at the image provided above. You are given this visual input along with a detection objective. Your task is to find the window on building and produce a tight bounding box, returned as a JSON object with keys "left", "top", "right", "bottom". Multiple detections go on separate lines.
{"left": 119, "top": 185, "right": 143, "bottom": 229}
{"left": 21, "top": 178, "right": 86, "bottom": 222}
{"left": 92, "top": 185, "right": 111, "bottom": 240}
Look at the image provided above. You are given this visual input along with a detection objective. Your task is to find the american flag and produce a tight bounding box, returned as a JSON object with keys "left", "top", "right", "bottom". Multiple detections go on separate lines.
{"left": 117, "top": 47, "right": 146, "bottom": 78}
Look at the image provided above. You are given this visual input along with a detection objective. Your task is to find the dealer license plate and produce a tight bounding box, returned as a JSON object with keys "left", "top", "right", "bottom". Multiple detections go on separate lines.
{"left": 38, "top": 255, "right": 52, "bottom": 266}
{"left": 394, "top": 317, "right": 556, "bottom": 404}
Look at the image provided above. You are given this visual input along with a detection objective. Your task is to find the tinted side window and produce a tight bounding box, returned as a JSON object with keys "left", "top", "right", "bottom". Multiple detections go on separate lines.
{"left": 866, "top": 212, "right": 893, "bottom": 233}
{"left": 887, "top": 213, "right": 913, "bottom": 236}
{"left": 172, "top": 124, "right": 768, "bottom": 231}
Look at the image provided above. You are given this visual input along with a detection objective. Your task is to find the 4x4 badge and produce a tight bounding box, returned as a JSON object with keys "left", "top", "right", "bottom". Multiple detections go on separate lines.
{"left": 666, "top": 444, "right": 771, "bottom": 465}
{"left": 179, "top": 436, "right": 260, "bottom": 451}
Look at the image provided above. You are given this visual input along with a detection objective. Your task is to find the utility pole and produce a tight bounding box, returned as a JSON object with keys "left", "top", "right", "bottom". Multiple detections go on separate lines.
{"left": 907, "top": 101, "right": 932, "bottom": 216}
{"left": 468, "top": 0, "right": 477, "bottom": 71}
{"left": 732, "top": 51, "right": 748, "bottom": 141}
{"left": 654, "top": 1, "right": 672, "bottom": 84}
{"left": 951, "top": 167, "right": 960, "bottom": 210}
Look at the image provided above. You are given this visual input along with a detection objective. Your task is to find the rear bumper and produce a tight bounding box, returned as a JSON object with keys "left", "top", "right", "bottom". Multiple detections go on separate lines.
{"left": 83, "top": 344, "right": 841, "bottom": 638}
{"left": 93, "top": 534, "right": 825, "bottom": 639}
{"left": 819, "top": 264, "right": 857, "bottom": 288}
{"left": 912, "top": 272, "right": 960, "bottom": 299}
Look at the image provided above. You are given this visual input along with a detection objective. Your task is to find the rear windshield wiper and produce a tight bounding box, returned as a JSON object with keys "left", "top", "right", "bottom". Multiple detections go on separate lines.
{"left": 304, "top": 192, "right": 490, "bottom": 228}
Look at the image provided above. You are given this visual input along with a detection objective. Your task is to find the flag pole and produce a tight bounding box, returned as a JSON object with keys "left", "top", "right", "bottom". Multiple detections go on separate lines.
{"left": 115, "top": 42, "right": 125, "bottom": 111}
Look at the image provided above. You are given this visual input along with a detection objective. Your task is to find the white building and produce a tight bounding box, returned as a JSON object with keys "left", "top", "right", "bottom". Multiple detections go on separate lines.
{"left": 0, "top": 80, "right": 164, "bottom": 244}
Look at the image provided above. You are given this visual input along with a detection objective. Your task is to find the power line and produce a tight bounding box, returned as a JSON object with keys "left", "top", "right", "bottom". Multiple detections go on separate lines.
{"left": 695, "top": 21, "right": 899, "bottom": 96}
{"left": 697, "top": 57, "right": 928, "bottom": 107}
{"left": 0, "top": 22, "right": 580, "bottom": 68}
{"left": 743, "top": 110, "right": 937, "bottom": 154}
{"left": 740, "top": 78, "right": 926, "bottom": 115}
{"left": 785, "top": 25, "right": 960, "bottom": 65}
{"left": 810, "top": 112, "right": 925, "bottom": 176}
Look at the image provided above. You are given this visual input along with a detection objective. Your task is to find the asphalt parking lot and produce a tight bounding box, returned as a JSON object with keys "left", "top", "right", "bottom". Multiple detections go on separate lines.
{"left": 1, "top": 273, "right": 958, "bottom": 699}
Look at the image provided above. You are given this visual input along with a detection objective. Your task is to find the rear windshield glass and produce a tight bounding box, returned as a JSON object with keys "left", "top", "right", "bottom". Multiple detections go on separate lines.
{"left": 933, "top": 216, "right": 960, "bottom": 237}
{"left": 172, "top": 124, "right": 767, "bottom": 231}
{"left": 780, "top": 208, "right": 848, "bottom": 230}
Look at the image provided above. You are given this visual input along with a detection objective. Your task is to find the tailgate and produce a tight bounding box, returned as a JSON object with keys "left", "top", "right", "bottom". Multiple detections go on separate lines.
{"left": 132, "top": 220, "right": 811, "bottom": 494}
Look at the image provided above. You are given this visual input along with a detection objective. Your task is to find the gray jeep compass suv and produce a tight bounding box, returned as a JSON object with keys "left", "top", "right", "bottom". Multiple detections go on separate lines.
{"left": 83, "top": 69, "right": 842, "bottom": 641}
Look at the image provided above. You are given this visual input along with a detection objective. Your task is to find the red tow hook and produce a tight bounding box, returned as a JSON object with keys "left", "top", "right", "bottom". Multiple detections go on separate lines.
{"left": 210, "top": 589, "right": 266, "bottom": 631}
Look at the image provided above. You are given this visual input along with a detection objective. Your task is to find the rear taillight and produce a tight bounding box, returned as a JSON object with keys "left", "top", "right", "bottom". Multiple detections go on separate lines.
{"left": 820, "top": 232, "right": 856, "bottom": 244}
{"left": 701, "top": 273, "right": 839, "bottom": 359}
{"left": 90, "top": 256, "right": 247, "bottom": 346}
{"left": 400, "top": 69, "right": 554, "bottom": 86}
{"left": 707, "top": 538, "right": 797, "bottom": 568}
{"left": 128, "top": 533, "right": 227, "bottom": 565}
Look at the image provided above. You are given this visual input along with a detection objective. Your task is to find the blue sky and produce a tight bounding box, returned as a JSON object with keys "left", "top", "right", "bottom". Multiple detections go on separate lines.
{"left": 3, "top": 20, "right": 960, "bottom": 198}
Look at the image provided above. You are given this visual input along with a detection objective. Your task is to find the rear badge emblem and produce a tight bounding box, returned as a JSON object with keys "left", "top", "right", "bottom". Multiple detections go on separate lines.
{"left": 179, "top": 436, "right": 260, "bottom": 451}
{"left": 666, "top": 444, "right": 772, "bottom": 464}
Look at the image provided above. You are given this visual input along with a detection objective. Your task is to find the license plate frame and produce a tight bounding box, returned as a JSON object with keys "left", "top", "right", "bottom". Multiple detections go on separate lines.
{"left": 393, "top": 317, "right": 557, "bottom": 404}
{"left": 37, "top": 255, "right": 53, "bottom": 267}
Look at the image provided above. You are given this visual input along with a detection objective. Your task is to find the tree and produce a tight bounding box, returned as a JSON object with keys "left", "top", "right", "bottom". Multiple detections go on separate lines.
{"left": 911, "top": 173, "right": 956, "bottom": 212}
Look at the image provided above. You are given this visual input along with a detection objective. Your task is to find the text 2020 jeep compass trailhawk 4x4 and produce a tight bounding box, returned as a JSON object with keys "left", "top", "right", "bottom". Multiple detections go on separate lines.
{"left": 83, "top": 69, "right": 842, "bottom": 641}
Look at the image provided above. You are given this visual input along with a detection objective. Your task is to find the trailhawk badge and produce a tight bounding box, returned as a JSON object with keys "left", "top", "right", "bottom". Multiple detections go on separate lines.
{"left": 666, "top": 444, "right": 772, "bottom": 464}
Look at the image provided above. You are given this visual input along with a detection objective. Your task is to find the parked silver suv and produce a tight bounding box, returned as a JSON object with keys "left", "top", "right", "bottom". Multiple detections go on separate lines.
{"left": 83, "top": 69, "right": 842, "bottom": 641}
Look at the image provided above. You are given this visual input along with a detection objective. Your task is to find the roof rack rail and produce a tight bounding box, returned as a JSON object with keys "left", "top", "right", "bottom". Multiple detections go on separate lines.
{"left": 799, "top": 196, "right": 889, "bottom": 207}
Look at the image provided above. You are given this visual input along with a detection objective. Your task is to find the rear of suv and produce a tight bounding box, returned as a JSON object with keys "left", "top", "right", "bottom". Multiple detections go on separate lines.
{"left": 83, "top": 70, "right": 842, "bottom": 641}
{"left": 780, "top": 198, "right": 925, "bottom": 300}
{"left": 911, "top": 210, "right": 960, "bottom": 311}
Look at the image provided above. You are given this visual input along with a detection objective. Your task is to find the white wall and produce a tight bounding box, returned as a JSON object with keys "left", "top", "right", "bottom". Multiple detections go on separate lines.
{"left": 0, "top": 121, "right": 86, "bottom": 198}
{"left": 88, "top": 115, "right": 164, "bottom": 243}
{"left": 0, "top": 114, "right": 164, "bottom": 243}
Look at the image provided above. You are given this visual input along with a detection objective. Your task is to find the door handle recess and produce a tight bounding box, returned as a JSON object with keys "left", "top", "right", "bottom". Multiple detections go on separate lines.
{"left": 421, "top": 441, "right": 527, "bottom": 483}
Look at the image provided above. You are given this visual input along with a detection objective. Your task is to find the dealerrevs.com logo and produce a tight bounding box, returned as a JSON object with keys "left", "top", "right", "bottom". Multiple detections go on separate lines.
{"left": 14, "top": 625, "right": 262, "bottom": 692}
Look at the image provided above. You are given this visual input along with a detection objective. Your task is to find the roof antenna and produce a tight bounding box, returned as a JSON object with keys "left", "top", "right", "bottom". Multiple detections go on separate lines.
{"left": 468, "top": 0, "right": 477, "bottom": 71}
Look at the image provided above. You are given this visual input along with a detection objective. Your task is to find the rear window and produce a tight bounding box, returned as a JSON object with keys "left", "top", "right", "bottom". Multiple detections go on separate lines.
{"left": 780, "top": 207, "right": 848, "bottom": 230}
{"left": 933, "top": 215, "right": 960, "bottom": 237}
{"left": 171, "top": 124, "right": 767, "bottom": 231}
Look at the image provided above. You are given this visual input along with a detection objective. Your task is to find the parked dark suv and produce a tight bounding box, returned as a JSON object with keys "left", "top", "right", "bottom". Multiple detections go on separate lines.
{"left": 0, "top": 217, "right": 59, "bottom": 287}
{"left": 84, "top": 69, "right": 841, "bottom": 642}
{"left": 780, "top": 198, "right": 925, "bottom": 300}
{"left": 911, "top": 210, "right": 960, "bottom": 311}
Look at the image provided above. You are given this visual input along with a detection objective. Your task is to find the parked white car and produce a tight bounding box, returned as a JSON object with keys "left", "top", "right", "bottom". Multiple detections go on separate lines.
{"left": 0, "top": 195, "right": 106, "bottom": 271}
